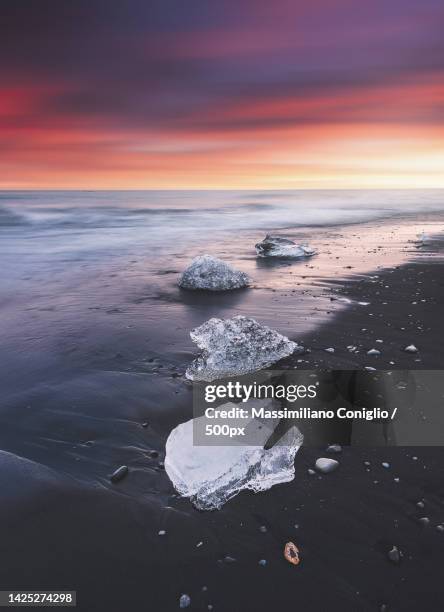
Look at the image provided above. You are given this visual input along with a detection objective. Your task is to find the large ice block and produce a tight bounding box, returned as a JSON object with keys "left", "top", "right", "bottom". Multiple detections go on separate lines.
{"left": 165, "top": 414, "right": 303, "bottom": 510}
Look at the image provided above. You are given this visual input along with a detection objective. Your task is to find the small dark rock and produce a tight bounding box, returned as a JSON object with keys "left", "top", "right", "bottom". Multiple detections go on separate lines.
{"left": 387, "top": 545, "right": 401, "bottom": 564}
{"left": 110, "top": 465, "right": 128, "bottom": 484}
{"left": 326, "top": 444, "right": 342, "bottom": 453}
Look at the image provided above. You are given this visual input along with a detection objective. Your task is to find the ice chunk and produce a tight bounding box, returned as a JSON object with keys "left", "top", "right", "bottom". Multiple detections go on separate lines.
{"left": 178, "top": 255, "right": 250, "bottom": 291}
{"left": 165, "top": 413, "right": 303, "bottom": 510}
{"left": 416, "top": 232, "right": 430, "bottom": 245}
{"left": 255, "top": 235, "right": 317, "bottom": 258}
{"left": 186, "top": 315, "right": 302, "bottom": 381}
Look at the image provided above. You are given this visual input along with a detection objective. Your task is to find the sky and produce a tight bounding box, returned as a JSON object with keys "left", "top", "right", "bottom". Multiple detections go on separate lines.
{"left": 1, "top": 0, "right": 443, "bottom": 189}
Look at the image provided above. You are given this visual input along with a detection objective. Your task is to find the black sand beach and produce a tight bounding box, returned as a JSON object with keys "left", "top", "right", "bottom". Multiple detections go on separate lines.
{"left": 0, "top": 196, "right": 444, "bottom": 610}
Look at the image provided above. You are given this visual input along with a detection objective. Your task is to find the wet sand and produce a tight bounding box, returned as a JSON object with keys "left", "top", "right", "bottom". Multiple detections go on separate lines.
{"left": 0, "top": 214, "right": 444, "bottom": 611}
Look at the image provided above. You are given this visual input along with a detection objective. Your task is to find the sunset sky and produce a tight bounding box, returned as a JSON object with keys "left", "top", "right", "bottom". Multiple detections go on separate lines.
{"left": 1, "top": 0, "right": 444, "bottom": 189}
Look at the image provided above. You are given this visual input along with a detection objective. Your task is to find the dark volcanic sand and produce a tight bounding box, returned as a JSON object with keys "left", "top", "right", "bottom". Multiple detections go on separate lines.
{"left": 291, "top": 247, "right": 443, "bottom": 371}
{"left": 1, "top": 241, "right": 444, "bottom": 611}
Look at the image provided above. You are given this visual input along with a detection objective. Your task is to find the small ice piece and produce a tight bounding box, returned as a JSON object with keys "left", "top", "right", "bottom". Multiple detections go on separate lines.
{"left": 178, "top": 255, "right": 250, "bottom": 291}
{"left": 315, "top": 458, "right": 339, "bottom": 473}
{"left": 404, "top": 344, "right": 418, "bottom": 353}
{"left": 255, "top": 235, "right": 317, "bottom": 259}
{"left": 186, "top": 315, "right": 302, "bottom": 381}
{"left": 158, "top": 530, "right": 166, "bottom": 536}
{"left": 165, "top": 414, "right": 303, "bottom": 510}
{"left": 382, "top": 462, "right": 390, "bottom": 469}
{"left": 179, "top": 594, "right": 191, "bottom": 609}
{"left": 416, "top": 232, "right": 430, "bottom": 245}
{"left": 324, "top": 347, "right": 335, "bottom": 353}
{"left": 367, "top": 349, "right": 381, "bottom": 356}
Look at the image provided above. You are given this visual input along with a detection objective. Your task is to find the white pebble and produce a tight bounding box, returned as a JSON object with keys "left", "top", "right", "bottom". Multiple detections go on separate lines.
{"left": 315, "top": 458, "right": 339, "bottom": 473}
{"left": 404, "top": 344, "right": 418, "bottom": 353}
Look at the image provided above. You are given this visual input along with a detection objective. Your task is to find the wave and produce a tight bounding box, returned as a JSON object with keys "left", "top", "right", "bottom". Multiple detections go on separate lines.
{"left": 0, "top": 206, "right": 28, "bottom": 227}
{"left": 1, "top": 190, "right": 443, "bottom": 235}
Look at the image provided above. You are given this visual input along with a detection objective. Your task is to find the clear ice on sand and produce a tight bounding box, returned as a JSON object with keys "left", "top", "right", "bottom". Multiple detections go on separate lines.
{"left": 178, "top": 255, "right": 250, "bottom": 291}
{"left": 165, "top": 412, "right": 303, "bottom": 510}
{"left": 185, "top": 315, "right": 302, "bottom": 381}
{"left": 255, "top": 235, "right": 317, "bottom": 258}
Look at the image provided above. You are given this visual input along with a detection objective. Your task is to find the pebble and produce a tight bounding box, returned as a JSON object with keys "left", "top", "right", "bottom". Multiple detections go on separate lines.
{"left": 367, "top": 349, "right": 381, "bottom": 356}
{"left": 387, "top": 545, "right": 401, "bottom": 564}
{"left": 315, "top": 458, "right": 339, "bottom": 474}
{"left": 179, "top": 594, "right": 191, "bottom": 609}
{"left": 110, "top": 465, "right": 128, "bottom": 483}
{"left": 382, "top": 462, "right": 390, "bottom": 469}
{"left": 417, "top": 517, "right": 430, "bottom": 527}
{"left": 158, "top": 530, "right": 166, "bottom": 536}
{"left": 324, "top": 347, "right": 335, "bottom": 353}
{"left": 404, "top": 344, "right": 418, "bottom": 353}
{"left": 436, "top": 525, "right": 444, "bottom": 532}
{"left": 149, "top": 450, "right": 159, "bottom": 458}
{"left": 259, "top": 525, "right": 267, "bottom": 533}
{"left": 258, "top": 559, "right": 267, "bottom": 566}
{"left": 307, "top": 468, "right": 316, "bottom": 475}
{"left": 364, "top": 366, "right": 376, "bottom": 371}
{"left": 141, "top": 421, "right": 149, "bottom": 428}
{"left": 416, "top": 501, "right": 425, "bottom": 509}
{"left": 326, "top": 444, "right": 342, "bottom": 453}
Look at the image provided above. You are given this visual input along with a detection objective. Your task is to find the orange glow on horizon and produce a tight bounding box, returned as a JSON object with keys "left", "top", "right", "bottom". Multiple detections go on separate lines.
{"left": 1, "top": 77, "right": 444, "bottom": 190}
